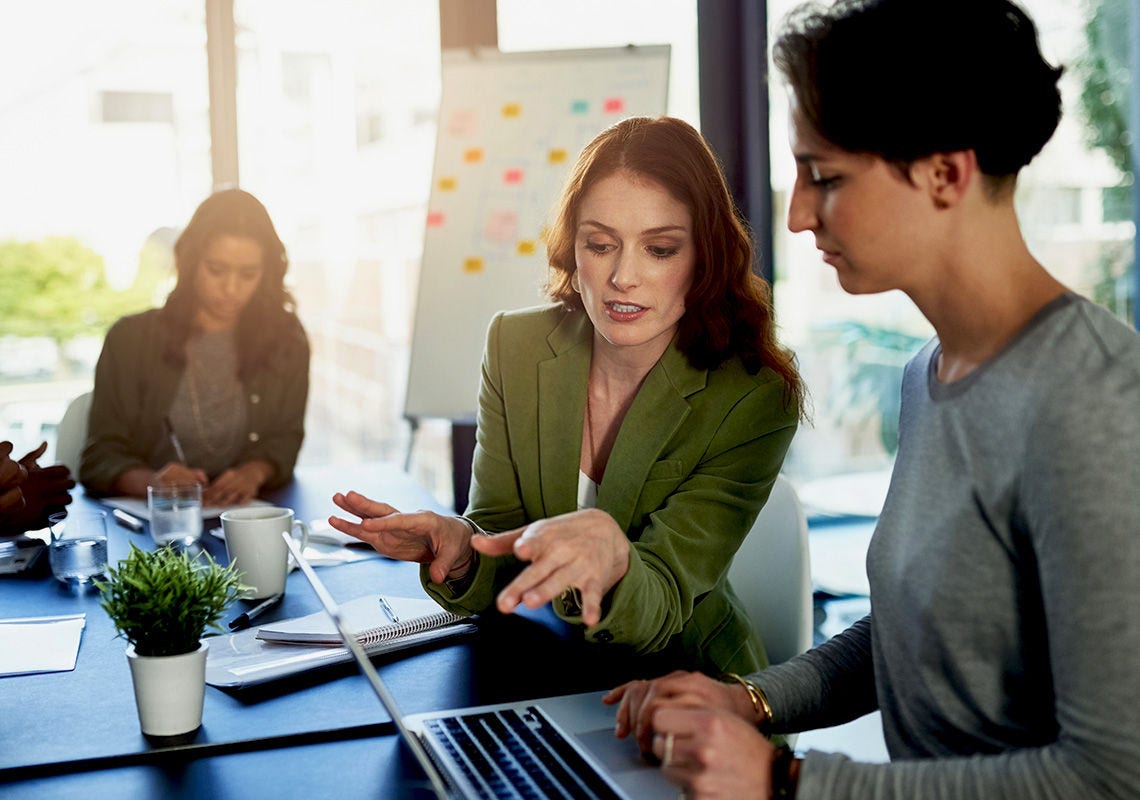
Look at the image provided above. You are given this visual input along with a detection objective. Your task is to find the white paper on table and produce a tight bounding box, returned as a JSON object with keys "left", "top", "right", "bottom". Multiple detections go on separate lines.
{"left": 0, "top": 614, "right": 87, "bottom": 677}
{"left": 101, "top": 496, "right": 273, "bottom": 521}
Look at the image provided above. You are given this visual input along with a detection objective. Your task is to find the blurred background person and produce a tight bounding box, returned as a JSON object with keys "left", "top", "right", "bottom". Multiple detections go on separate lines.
{"left": 80, "top": 188, "right": 309, "bottom": 506}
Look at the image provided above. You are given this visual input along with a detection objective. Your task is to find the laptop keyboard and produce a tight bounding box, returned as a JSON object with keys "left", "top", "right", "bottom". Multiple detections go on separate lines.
{"left": 422, "top": 706, "right": 624, "bottom": 799}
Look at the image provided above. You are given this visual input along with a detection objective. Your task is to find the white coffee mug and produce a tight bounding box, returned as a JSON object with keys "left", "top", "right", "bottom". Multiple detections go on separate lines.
{"left": 220, "top": 507, "right": 310, "bottom": 599}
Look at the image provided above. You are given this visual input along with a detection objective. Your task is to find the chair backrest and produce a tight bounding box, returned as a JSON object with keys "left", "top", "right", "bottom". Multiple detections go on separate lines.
{"left": 728, "top": 474, "right": 812, "bottom": 666}
{"left": 55, "top": 391, "right": 93, "bottom": 477}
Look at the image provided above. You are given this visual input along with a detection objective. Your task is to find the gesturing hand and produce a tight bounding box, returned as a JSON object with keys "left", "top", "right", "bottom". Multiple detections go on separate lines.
{"left": 470, "top": 508, "right": 630, "bottom": 627}
{"left": 329, "top": 490, "right": 475, "bottom": 584}
{"left": 11, "top": 442, "right": 75, "bottom": 531}
{"left": 0, "top": 441, "right": 28, "bottom": 523}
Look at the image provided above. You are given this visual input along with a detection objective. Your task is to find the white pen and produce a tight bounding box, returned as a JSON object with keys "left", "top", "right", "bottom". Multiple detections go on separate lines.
{"left": 164, "top": 416, "right": 188, "bottom": 464}
{"left": 378, "top": 595, "right": 400, "bottom": 624}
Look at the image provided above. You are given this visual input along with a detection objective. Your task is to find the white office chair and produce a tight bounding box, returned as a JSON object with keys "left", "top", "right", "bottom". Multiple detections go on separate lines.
{"left": 54, "top": 391, "right": 93, "bottom": 477}
{"left": 728, "top": 474, "right": 813, "bottom": 667}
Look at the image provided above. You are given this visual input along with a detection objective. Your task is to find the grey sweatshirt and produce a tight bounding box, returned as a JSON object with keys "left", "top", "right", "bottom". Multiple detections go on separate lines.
{"left": 755, "top": 295, "right": 1140, "bottom": 799}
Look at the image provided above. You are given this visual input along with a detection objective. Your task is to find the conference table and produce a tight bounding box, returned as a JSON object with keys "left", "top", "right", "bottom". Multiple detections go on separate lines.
{"left": 0, "top": 462, "right": 679, "bottom": 798}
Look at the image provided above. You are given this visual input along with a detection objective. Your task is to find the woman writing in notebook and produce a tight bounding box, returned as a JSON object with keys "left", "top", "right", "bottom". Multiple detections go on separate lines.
{"left": 331, "top": 117, "right": 803, "bottom": 676}
{"left": 81, "top": 189, "right": 309, "bottom": 507}
{"left": 607, "top": 1, "right": 1140, "bottom": 798}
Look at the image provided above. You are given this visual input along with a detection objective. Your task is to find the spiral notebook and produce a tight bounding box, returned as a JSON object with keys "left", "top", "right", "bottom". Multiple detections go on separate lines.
{"left": 255, "top": 594, "right": 465, "bottom": 647}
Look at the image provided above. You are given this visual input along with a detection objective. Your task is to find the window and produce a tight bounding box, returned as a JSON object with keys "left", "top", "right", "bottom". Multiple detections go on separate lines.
{"left": 0, "top": 0, "right": 210, "bottom": 460}
{"left": 231, "top": 0, "right": 448, "bottom": 494}
{"left": 766, "top": 0, "right": 1135, "bottom": 515}
{"left": 100, "top": 91, "right": 176, "bottom": 123}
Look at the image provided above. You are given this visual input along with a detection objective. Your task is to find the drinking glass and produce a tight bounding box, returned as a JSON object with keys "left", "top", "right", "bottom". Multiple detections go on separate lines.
{"left": 48, "top": 511, "right": 109, "bottom": 586}
{"left": 147, "top": 483, "right": 203, "bottom": 547}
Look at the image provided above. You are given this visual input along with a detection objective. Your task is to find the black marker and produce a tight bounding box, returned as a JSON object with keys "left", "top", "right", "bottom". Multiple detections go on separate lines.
{"left": 227, "top": 592, "right": 284, "bottom": 631}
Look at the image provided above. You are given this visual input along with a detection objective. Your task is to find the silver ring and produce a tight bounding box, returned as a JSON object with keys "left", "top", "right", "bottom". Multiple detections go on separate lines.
{"left": 663, "top": 731, "right": 675, "bottom": 767}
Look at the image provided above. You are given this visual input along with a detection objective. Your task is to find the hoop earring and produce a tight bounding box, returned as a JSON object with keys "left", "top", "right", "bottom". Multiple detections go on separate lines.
{"left": 570, "top": 271, "right": 581, "bottom": 293}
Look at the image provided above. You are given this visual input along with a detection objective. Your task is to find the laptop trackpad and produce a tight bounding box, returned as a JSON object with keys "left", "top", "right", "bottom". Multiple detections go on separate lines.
{"left": 576, "top": 727, "right": 677, "bottom": 796}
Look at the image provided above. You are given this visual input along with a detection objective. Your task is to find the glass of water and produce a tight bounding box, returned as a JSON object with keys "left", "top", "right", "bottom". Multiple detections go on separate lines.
{"left": 147, "top": 483, "right": 203, "bottom": 547}
{"left": 48, "top": 511, "right": 109, "bottom": 586}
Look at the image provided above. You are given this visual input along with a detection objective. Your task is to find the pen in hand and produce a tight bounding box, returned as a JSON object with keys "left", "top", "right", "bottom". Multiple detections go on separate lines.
{"left": 378, "top": 595, "right": 400, "bottom": 624}
{"left": 164, "top": 416, "right": 188, "bottom": 464}
{"left": 228, "top": 592, "right": 284, "bottom": 631}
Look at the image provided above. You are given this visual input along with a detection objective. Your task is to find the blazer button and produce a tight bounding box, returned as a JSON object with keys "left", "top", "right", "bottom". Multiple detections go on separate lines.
{"left": 248, "top": 432, "right": 260, "bottom": 443}
{"left": 250, "top": 393, "right": 260, "bottom": 404}
{"left": 594, "top": 630, "right": 613, "bottom": 643}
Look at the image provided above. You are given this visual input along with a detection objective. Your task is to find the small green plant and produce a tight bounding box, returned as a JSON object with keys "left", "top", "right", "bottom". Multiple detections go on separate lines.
{"left": 96, "top": 543, "right": 246, "bottom": 657}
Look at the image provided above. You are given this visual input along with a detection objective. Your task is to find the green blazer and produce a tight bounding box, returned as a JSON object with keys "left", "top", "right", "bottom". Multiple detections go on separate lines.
{"left": 425, "top": 305, "right": 798, "bottom": 676}
{"left": 80, "top": 309, "right": 310, "bottom": 495}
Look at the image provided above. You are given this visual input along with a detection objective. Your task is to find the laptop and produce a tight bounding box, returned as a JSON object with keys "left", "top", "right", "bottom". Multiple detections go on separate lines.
{"left": 282, "top": 532, "right": 676, "bottom": 800}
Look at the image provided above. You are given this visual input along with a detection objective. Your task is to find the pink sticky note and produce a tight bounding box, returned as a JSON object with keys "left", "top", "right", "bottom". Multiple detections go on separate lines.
{"left": 427, "top": 211, "right": 445, "bottom": 227}
{"left": 603, "top": 97, "right": 625, "bottom": 113}
{"left": 447, "top": 109, "right": 478, "bottom": 136}
{"left": 503, "top": 168, "right": 524, "bottom": 185}
{"left": 485, "top": 211, "right": 518, "bottom": 242}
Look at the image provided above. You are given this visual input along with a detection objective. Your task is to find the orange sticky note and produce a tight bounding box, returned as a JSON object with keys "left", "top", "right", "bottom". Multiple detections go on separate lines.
{"left": 463, "top": 257, "right": 485, "bottom": 274}
{"left": 516, "top": 240, "right": 537, "bottom": 256}
{"left": 603, "top": 97, "right": 625, "bottom": 113}
{"left": 426, "top": 211, "right": 445, "bottom": 227}
{"left": 502, "top": 102, "right": 522, "bottom": 118}
{"left": 503, "top": 168, "right": 524, "bottom": 185}
{"left": 463, "top": 148, "right": 484, "bottom": 163}
{"left": 438, "top": 177, "right": 457, "bottom": 191}
{"left": 548, "top": 149, "right": 568, "bottom": 164}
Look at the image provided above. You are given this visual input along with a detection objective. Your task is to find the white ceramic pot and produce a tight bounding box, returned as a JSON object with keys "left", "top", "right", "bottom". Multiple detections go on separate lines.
{"left": 125, "top": 640, "right": 208, "bottom": 737}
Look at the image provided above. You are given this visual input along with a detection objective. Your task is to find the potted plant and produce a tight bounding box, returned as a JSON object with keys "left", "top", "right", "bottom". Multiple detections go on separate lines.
{"left": 97, "top": 543, "right": 245, "bottom": 740}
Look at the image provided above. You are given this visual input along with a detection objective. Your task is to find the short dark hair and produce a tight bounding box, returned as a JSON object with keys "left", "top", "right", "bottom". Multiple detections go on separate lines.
{"left": 544, "top": 116, "right": 803, "bottom": 411}
{"left": 163, "top": 188, "right": 302, "bottom": 380}
{"left": 773, "top": 0, "right": 1063, "bottom": 193}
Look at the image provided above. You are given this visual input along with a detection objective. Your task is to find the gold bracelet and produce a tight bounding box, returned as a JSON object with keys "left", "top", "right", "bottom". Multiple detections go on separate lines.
{"left": 722, "top": 672, "right": 774, "bottom": 732}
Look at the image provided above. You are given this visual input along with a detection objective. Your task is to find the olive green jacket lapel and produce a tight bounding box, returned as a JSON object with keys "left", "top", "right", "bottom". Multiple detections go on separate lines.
{"left": 535, "top": 311, "right": 707, "bottom": 531}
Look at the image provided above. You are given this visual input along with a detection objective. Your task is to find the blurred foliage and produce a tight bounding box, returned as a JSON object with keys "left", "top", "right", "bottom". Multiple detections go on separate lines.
{"left": 1076, "top": 0, "right": 1134, "bottom": 323}
{"left": 0, "top": 236, "right": 161, "bottom": 342}
{"left": 1077, "top": 0, "right": 1132, "bottom": 176}
{"left": 814, "top": 322, "right": 927, "bottom": 456}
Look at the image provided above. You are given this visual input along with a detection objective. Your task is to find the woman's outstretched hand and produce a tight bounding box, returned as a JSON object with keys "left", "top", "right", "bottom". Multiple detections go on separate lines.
{"left": 329, "top": 490, "right": 476, "bottom": 584}
{"left": 470, "top": 508, "right": 630, "bottom": 626}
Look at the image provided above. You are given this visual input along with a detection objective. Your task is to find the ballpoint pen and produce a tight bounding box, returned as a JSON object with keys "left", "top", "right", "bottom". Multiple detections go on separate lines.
{"left": 228, "top": 592, "right": 284, "bottom": 631}
{"left": 378, "top": 594, "right": 400, "bottom": 624}
{"left": 163, "top": 416, "right": 188, "bottom": 464}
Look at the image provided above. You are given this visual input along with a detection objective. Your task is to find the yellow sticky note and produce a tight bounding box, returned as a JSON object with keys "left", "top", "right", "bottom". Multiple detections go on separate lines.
{"left": 516, "top": 240, "right": 537, "bottom": 256}
{"left": 438, "top": 177, "right": 457, "bottom": 192}
{"left": 502, "top": 102, "right": 522, "bottom": 118}
{"left": 463, "top": 257, "right": 485, "bottom": 274}
{"left": 548, "top": 149, "right": 567, "bottom": 164}
{"left": 463, "top": 148, "right": 483, "bottom": 163}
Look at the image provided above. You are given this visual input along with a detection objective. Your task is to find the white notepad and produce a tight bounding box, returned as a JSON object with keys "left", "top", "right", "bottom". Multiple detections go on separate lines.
{"left": 255, "top": 594, "right": 464, "bottom": 646}
{"left": 0, "top": 614, "right": 86, "bottom": 677}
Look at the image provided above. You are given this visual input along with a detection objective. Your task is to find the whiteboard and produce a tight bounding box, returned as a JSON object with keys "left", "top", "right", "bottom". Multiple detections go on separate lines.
{"left": 404, "top": 45, "right": 671, "bottom": 420}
